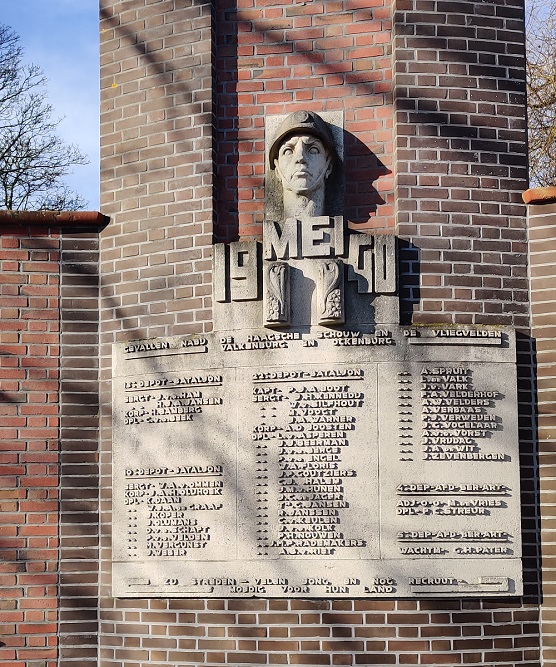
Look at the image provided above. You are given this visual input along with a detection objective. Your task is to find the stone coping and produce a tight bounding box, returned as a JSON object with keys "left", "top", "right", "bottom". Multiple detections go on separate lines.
{"left": 522, "top": 186, "right": 556, "bottom": 205}
{"left": 0, "top": 210, "right": 109, "bottom": 230}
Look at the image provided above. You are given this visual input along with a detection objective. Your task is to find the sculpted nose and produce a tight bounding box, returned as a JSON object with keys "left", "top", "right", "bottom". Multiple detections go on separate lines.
{"left": 294, "top": 142, "right": 307, "bottom": 162}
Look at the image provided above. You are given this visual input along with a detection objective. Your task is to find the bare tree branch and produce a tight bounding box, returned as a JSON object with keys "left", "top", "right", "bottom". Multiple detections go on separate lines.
{"left": 0, "top": 24, "right": 88, "bottom": 210}
{"left": 526, "top": 0, "right": 556, "bottom": 186}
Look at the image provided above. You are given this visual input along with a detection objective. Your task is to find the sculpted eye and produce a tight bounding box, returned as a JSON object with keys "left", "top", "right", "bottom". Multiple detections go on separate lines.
{"left": 281, "top": 146, "right": 294, "bottom": 156}
{"left": 309, "top": 145, "right": 321, "bottom": 154}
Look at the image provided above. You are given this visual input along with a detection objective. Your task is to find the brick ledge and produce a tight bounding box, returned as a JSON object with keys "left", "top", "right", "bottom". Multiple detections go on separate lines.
{"left": 0, "top": 210, "right": 109, "bottom": 230}
{"left": 522, "top": 186, "right": 556, "bottom": 205}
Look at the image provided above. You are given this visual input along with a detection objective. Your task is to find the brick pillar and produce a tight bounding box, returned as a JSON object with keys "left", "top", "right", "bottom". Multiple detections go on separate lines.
{"left": 527, "top": 188, "right": 556, "bottom": 667}
{"left": 99, "top": 0, "right": 215, "bottom": 339}
{"left": 58, "top": 226, "right": 104, "bottom": 667}
{"left": 0, "top": 224, "right": 60, "bottom": 667}
{"left": 98, "top": 1, "right": 541, "bottom": 666}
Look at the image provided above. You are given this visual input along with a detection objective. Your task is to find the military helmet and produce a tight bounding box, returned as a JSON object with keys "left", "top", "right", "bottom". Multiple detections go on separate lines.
{"left": 269, "top": 110, "right": 337, "bottom": 168}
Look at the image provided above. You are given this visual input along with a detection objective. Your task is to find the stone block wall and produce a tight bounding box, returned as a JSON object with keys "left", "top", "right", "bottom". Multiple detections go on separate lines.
{"left": 94, "top": 1, "right": 539, "bottom": 666}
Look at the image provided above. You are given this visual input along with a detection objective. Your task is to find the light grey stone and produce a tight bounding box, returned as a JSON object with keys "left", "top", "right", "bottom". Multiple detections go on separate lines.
{"left": 346, "top": 233, "right": 374, "bottom": 293}
{"left": 263, "top": 219, "right": 300, "bottom": 260}
{"left": 301, "top": 216, "right": 345, "bottom": 258}
{"left": 373, "top": 234, "right": 396, "bottom": 294}
{"left": 229, "top": 240, "right": 260, "bottom": 301}
{"left": 112, "top": 326, "right": 522, "bottom": 598}
{"left": 212, "top": 241, "right": 261, "bottom": 304}
{"left": 265, "top": 111, "right": 344, "bottom": 222}
{"left": 215, "top": 221, "right": 399, "bottom": 329}
{"left": 212, "top": 243, "right": 228, "bottom": 303}
{"left": 317, "top": 259, "right": 344, "bottom": 324}
{"left": 263, "top": 216, "right": 345, "bottom": 261}
{"left": 264, "top": 262, "right": 290, "bottom": 327}
{"left": 346, "top": 233, "right": 396, "bottom": 295}
{"left": 215, "top": 107, "right": 397, "bottom": 328}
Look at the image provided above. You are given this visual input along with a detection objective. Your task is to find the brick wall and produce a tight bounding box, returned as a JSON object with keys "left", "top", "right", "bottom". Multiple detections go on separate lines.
{"left": 0, "top": 216, "right": 103, "bottom": 667}
{"left": 0, "top": 224, "right": 60, "bottom": 667}
{"left": 215, "top": 0, "right": 395, "bottom": 241}
{"left": 59, "top": 229, "right": 102, "bottom": 667}
{"left": 98, "top": 1, "right": 540, "bottom": 666}
{"left": 393, "top": 0, "right": 529, "bottom": 327}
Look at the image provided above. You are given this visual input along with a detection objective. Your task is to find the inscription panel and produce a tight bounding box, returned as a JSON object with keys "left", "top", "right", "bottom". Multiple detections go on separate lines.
{"left": 112, "top": 327, "right": 522, "bottom": 597}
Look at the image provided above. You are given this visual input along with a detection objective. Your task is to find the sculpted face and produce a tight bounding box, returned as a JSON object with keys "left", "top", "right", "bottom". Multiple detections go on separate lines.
{"left": 274, "top": 134, "right": 333, "bottom": 196}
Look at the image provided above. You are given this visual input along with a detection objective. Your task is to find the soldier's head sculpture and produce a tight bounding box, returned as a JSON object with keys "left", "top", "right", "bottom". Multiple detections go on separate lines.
{"left": 269, "top": 110, "right": 338, "bottom": 219}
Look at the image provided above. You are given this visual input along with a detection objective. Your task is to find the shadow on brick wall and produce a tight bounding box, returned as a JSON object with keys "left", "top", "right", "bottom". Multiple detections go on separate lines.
{"left": 516, "top": 334, "right": 542, "bottom": 605}
{"left": 213, "top": 3, "right": 394, "bottom": 241}
{"left": 344, "top": 131, "right": 390, "bottom": 226}
{"left": 398, "top": 238, "right": 420, "bottom": 325}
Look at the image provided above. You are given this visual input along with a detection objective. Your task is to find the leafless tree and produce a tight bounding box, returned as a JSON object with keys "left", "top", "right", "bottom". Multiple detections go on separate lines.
{"left": 0, "top": 24, "right": 88, "bottom": 210}
{"left": 526, "top": 0, "right": 556, "bottom": 187}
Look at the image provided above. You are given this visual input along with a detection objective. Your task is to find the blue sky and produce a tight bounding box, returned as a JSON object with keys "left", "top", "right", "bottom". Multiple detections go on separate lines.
{"left": 2, "top": 1, "right": 100, "bottom": 209}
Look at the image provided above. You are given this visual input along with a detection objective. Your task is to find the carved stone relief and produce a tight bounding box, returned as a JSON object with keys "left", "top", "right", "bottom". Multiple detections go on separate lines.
{"left": 112, "top": 111, "right": 523, "bottom": 599}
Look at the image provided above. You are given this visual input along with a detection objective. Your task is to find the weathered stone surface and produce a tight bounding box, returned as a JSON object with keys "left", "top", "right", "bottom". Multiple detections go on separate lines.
{"left": 264, "top": 262, "right": 290, "bottom": 327}
{"left": 112, "top": 326, "right": 521, "bottom": 598}
{"left": 265, "top": 111, "right": 344, "bottom": 222}
{"left": 214, "top": 229, "right": 399, "bottom": 331}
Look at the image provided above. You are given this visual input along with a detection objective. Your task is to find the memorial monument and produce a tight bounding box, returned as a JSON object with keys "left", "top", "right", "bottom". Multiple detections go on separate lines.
{"left": 112, "top": 110, "right": 522, "bottom": 599}
{"left": 3, "top": 2, "right": 540, "bottom": 666}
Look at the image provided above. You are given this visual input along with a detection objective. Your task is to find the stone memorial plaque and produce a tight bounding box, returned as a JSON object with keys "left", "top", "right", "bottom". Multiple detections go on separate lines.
{"left": 112, "top": 326, "right": 522, "bottom": 598}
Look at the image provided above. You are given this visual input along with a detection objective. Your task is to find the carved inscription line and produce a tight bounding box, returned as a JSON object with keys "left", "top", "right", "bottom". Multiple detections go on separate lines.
{"left": 407, "top": 330, "right": 503, "bottom": 346}
{"left": 252, "top": 369, "right": 364, "bottom": 383}
{"left": 123, "top": 338, "right": 209, "bottom": 359}
{"left": 126, "top": 467, "right": 224, "bottom": 479}
{"left": 396, "top": 484, "right": 510, "bottom": 495}
{"left": 398, "top": 531, "right": 512, "bottom": 542}
{"left": 124, "top": 375, "right": 223, "bottom": 391}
